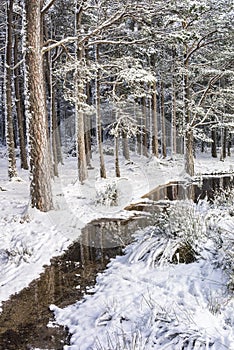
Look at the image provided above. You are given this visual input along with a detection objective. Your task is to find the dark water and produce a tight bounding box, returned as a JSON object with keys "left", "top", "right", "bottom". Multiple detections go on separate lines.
{"left": 143, "top": 175, "right": 234, "bottom": 203}
{"left": 0, "top": 175, "right": 233, "bottom": 349}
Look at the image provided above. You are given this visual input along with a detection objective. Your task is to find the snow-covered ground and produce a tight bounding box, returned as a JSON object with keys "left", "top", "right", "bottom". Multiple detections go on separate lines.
{"left": 0, "top": 146, "right": 234, "bottom": 349}
{"left": 51, "top": 194, "right": 234, "bottom": 349}
{"left": 0, "top": 148, "right": 185, "bottom": 310}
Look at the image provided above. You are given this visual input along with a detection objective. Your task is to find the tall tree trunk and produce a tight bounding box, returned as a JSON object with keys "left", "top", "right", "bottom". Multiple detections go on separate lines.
{"left": 24, "top": 0, "right": 53, "bottom": 211}
{"left": 51, "top": 83, "right": 59, "bottom": 177}
{"left": 137, "top": 99, "right": 142, "bottom": 155}
{"left": 183, "top": 55, "right": 194, "bottom": 176}
{"left": 76, "top": 75, "right": 88, "bottom": 183}
{"left": 122, "top": 130, "right": 130, "bottom": 161}
{"left": 211, "top": 126, "right": 217, "bottom": 158}
{"left": 223, "top": 127, "right": 227, "bottom": 159}
{"left": 75, "top": 2, "right": 88, "bottom": 183}
{"left": 0, "top": 54, "right": 5, "bottom": 144}
{"left": 56, "top": 97, "right": 63, "bottom": 164}
{"left": 5, "top": 0, "right": 17, "bottom": 179}
{"left": 160, "top": 80, "right": 166, "bottom": 158}
{"left": 152, "top": 81, "right": 159, "bottom": 157}
{"left": 14, "top": 32, "right": 28, "bottom": 170}
{"left": 227, "top": 133, "right": 231, "bottom": 157}
{"left": 115, "top": 136, "right": 120, "bottom": 177}
{"left": 142, "top": 95, "right": 148, "bottom": 157}
{"left": 171, "top": 77, "right": 177, "bottom": 159}
{"left": 95, "top": 45, "right": 106, "bottom": 178}
{"left": 85, "top": 82, "right": 92, "bottom": 168}
{"left": 185, "top": 129, "right": 194, "bottom": 176}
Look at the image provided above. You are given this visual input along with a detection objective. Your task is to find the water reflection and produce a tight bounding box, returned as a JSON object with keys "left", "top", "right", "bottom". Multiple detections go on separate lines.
{"left": 143, "top": 175, "right": 234, "bottom": 203}
{"left": 0, "top": 217, "right": 152, "bottom": 349}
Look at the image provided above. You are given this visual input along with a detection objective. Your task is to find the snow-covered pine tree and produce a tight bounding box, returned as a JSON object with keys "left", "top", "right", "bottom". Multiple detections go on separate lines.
{"left": 23, "top": 0, "right": 53, "bottom": 211}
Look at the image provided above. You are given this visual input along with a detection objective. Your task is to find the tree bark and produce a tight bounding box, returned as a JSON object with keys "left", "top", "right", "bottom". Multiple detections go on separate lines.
{"left": 14, "top": 32, "right": 28, "bottom": 170}
{"left": 115, "top": 136, "right": 120, "bottom": 177}
{"left": 85, "top": 81, "right": 92, "bottom": 168}
{"left": 152, "top": 81, "right": 159, "bottom": 157}
{"left": 142, "top": 95, "right": 148, "bottom": 157}
{"left": 95, "top": 45, "right": 106, "bottom": 178}
{"left": 183, "top": 55, "right": 195, "bottom": 176}
{"left": 185, "top": 129, "right": 194, "bottom": 176}
{"left": 160, "top": 80, "right": 166, "bottom": 158}
{"left": 24, "top": 0, "right": 53, "bottom": 211}
{"left": 227, "top": 133, "right": 231, "bottom": 157}
{"left": 122, "top": 130, "right": 130, "bottom": 161}
{"left": 5, "top": 0, "right": 17, "bottom": 179}
{"left": 0, "top": 54, "right": 5, "bottom": 144}
{"left": 211, "top": 126, "right": 217, "bottom": 158}
{"left": 171, "top": 77, "right": 177, "bottom": 159}
{"left": 75, "top": 1, "right": 88, "bottom": 183}
{"left": 51, "top": 83, "right": 59, "bottom": 177}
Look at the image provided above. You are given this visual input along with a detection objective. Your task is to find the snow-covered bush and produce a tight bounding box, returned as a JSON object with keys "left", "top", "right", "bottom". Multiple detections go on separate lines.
{"left": 207, "top": 188, "right": 234, "bottom": 292}
{"left": 95, "top": 180, "right": 118, "bottom": 207}
{"left": 5, "top": 244, "right": 32, "bottom": 266}
{"left": 127, "top": 201, "right": 207, "bottom": 266}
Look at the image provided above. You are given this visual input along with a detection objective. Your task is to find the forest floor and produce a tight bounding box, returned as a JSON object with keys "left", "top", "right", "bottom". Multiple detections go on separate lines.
{"left": 1, "top": 146, "right": 234, "bottom": 349}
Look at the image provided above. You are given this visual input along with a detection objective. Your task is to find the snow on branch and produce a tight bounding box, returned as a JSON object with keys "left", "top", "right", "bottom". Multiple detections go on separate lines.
{"left": 42, "top": 8, "right": 129, "bottom": 54}
{"left": 41, "top": 0, "right": 57, "bottom": 15}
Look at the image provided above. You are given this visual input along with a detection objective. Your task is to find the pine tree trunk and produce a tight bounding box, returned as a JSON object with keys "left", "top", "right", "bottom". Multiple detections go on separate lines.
{"left": 14, "top": 33, "right": 28, "bottom": 170}
{"left": 183, "top": 56, "right": 195, "bottom": 176}
{"left": 95, "top": 45, "right": 106, "bottom": 178}
{"left": 227, "top": 133, "right": 231, "bottom": 157}
{"left": 24, "top": 0, "right": 53, "bottom": 211}
{"left": 160, "top": 80, "right": 166, "bottom": 158}
{"left": 75, "top": 3, "right": 88, "bottom": 184}
{"left": 211, "top": 126, "right": 217, "bottom": 158}
{"left": 56, "top": 98, "right": 63, "bottom": 164}
{"left": 185, "top": 129, "right": 194, "bottom": 176}
{"left": 85, "top": 82, "right": 92, "bottom": 168}
{"left": 84, "top": 115, "right": 92, "bottom": 168}
{"left": 0, "top": 54, "right": 5, "bottom": 144}
{"left": 115, "top": 136, "right": 120, "bottom": 177}
{"left": 76, "top": 86, "right": 88, "bottom": 183}
{"left": 122, "top": 130, "right": 130, "bottom": 161}
{"left": 142, "top": 95, "right": 148, "bottom": 157}
{"left": 171, "top": 77, "right": 177, "bottom": 159}
{"left": 5, "top": 0, "right": 17, "bottom": 179}
{"left": 152, "top": 81, "right": 158, "bottom": 157}
{"left": 223, "top": 127, "right": 227, "bottom": 159}
{"left": 137, "top": 99, "right": 142, "bottom": 155}
{"left": 220, "top": 127, "right": 227, "bottom": 161}
{"left": 51, "top": 84, "right": 59, "bottom": 177}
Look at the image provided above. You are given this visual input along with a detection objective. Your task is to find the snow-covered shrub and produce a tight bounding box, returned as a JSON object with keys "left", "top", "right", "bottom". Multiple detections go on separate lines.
{"left": 213, "top": 238, "right": 234, "bottom": 293}
{"left": 212, "top": 187, "right": 234, "bottom": 210}
{"left": 5, "top": 243, "right": 33, "bottom": 266}
{"left": 127, "top": 201, "right": 207, "bottom": 266}
{"left": 94, "top": 329, "right": 148, "bottom": 350}
{"left": 207, "top": 188, "right": 234, "bottom": 292}
{"left": 95, "top": 180, "right": 118, "bottom": 207}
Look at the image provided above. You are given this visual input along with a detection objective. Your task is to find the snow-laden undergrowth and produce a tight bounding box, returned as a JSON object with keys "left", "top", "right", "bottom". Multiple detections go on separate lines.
{"left": 52, "top": 193, "right": 234, "bottom": 350}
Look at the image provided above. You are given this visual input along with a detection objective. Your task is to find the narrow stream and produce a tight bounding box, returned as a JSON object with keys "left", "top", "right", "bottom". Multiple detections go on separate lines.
{"left": 0, "top": 175, "right": 233, "bottom": 349}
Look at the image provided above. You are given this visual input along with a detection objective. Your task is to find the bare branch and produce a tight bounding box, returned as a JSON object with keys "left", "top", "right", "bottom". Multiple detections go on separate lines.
{"left": 41, "top": 9, "right": 128, "bottom": 55}
{"left": 79, "top": 10, "right": 127, "bottom": 45}
{"left": 42, "top": 36, "right": 78, "bottom": 54}
{"left": 86, "top": 38, "right": 146, "bottom": 47}
{"left": 41, "top": 0, "right": 57, "bottom": 15}
{"left": 184, "top": 30, "right": 219, "bottom": 63}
